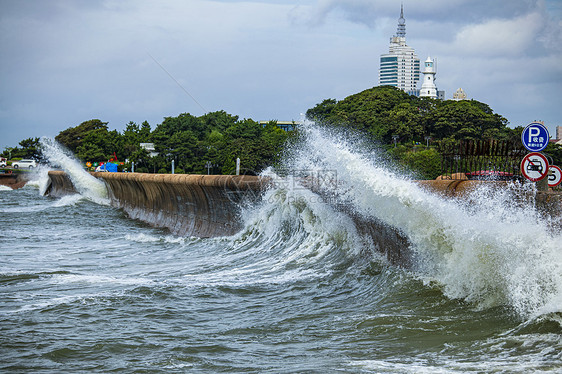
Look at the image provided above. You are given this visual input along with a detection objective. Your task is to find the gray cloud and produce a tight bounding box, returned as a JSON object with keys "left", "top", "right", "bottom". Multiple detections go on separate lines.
{"left": 296, "top": 0, "right": 541, "bottom": 27}
{"left": 1, "top": 0, "right": 561, "bottom": 151}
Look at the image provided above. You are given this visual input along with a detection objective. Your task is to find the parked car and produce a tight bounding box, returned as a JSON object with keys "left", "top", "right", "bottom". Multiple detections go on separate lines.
{"left": 0, "top": 157, "right": 6, "bottom": 168}
{"left": 12, "top": 159, "right": 37, "bottom": 169}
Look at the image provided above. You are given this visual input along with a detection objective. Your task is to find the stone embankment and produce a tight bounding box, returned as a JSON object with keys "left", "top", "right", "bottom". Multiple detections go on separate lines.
{"left": 0, "top": 171, "right": 29, "bottom": 189}
{"left": 46, "top": 171, "right": 561, "bottom": 266}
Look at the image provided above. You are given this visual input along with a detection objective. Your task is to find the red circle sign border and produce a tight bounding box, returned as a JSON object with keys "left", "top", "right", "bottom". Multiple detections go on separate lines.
{"left": 520, "top": 152, "right": 549, "bottom": 182}
{"left": 548, "top": 165, "right": 562, "bottom": 187}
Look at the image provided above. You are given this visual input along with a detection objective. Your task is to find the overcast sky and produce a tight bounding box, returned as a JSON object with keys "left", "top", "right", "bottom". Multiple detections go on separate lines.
{"left": 1, "top": 0, "right": 561, "bottom": 151}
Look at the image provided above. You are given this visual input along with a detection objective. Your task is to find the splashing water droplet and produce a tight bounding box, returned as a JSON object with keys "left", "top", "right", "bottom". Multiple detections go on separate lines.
{"left": 39, "top": 137, "right": 109, "bottom": 205}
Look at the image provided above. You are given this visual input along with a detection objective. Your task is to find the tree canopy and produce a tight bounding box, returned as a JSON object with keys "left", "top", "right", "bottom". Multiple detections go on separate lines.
{"left": 55, "top": 119, "right": 109, "bottom": 154}
{"left": 305, "top": 86, "right": 554, "bottom": 179}
{"left": 306, "top": 86, "right": 513, "bottom": 144}
{"left": 42, "top": 111, "right": 291, "bottom": 175}
{"left": 4, "top": 85, "right": 560, "bottom": 180}
{"left": 2, "top": 137, "right": 42, "bottom": 160}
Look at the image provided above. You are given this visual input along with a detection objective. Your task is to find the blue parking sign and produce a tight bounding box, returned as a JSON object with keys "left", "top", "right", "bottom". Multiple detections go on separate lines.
{"left": 521, "top": 122, "right": 549, "bottom": 152}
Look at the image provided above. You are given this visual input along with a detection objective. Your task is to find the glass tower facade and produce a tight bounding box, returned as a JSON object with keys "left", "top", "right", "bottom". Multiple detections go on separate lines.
{"left": 379, "top": 6, "right": 420, "bottom": 95}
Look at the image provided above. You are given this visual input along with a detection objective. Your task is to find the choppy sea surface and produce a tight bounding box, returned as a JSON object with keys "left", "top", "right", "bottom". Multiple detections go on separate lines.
{"left": 1, "top": 131, "right": 561, "bottom": 373}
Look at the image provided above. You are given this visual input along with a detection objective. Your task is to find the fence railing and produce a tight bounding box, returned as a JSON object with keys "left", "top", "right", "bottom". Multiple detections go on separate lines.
{"left": 438, "top": 139, "right": 527, "bottom": 180}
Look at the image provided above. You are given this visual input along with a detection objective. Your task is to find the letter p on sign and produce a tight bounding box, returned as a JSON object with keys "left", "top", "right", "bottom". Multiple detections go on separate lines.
{"left": 528, "top": 127, "right": 541, "bottom": 142}
{"left": 522, "top": 122, "right": 549, "bottom": 152}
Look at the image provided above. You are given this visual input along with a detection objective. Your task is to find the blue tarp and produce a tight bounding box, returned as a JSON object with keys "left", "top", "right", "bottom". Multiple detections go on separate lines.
{"left": 99, "top": 163, "right": 118, "bottom": 172}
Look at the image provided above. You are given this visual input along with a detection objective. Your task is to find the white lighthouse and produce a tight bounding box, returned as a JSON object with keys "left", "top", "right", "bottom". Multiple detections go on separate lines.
{"left": 419, "top": 56, "right": 437, "bottom": 99}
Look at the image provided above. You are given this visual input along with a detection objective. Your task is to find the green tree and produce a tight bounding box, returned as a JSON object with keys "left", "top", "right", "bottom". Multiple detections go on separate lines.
{"left": 306, "top": 98, "right": 338, "bottom": 124}
{"left": 306, "top": 86, "right": 517, "bottom": 179}
{"left": 219, "top": 119, "right": 290, "bottom": 174}
{"left": 139, "top": 121, "right": 151, "bottom": 141}
{"left": 121, "top": 121, "right": 151, "bottom": 159}
{"left": 12, "top": 137, "right": 41, "bottom": 160}
{"left": 74, "top": 126, "right": 120, "bottom": 162}
{"left": 386, "top": 102, "right": 424, "bottom": 141}
{"left": 55, "top": 119, "right": 109, "bottom": 154}
{"left": 129, "top": 147, "right": 150, "bottom": 171}
{"left": 307, "top": 86, "right": 511, "bottom": 145}
{"left": 167, "top": 130, "right": 198, "bottom": 172}
{"left": 545, "top": 142, "right": 562, "bottom": 168}
{"left": 152, "top": 113, "right": 205, "bottom": 142}
{"left": 201, "top": 111, "right": 239, "bottom": 133}
{"left": 425, "top": 100, "right": 509, "bottom": 140}
{"left": 392, "top": 147, "right": 442, "bottom": 179}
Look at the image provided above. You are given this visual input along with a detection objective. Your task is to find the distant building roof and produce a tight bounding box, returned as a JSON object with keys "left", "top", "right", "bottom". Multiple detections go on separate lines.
{"left": 259, "top": 121, "right": 299, "bottom": 131}
{"left": 140, "top": 143, "right": 155, "bottom": 150}
{"left": 140, "top": 143, "right": 158, "bottom": 157}
{"left": 453, "top": 88, "right": 467, "bottom": 100}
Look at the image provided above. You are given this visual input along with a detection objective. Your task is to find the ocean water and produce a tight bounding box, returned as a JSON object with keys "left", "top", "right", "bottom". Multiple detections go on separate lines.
{"left": 1, "top": 131, "right": 561, "bottom": 373}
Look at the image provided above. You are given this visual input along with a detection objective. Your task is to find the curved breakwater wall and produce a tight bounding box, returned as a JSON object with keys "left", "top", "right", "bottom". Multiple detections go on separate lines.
{"left": 45, "top": 171, "right": 77, "bottom": 195}
{"left": 46, "top": 171, "right": 265, "bottom": 237}
{"left": 46, "top": 171, "right": 561, "bottom": 266}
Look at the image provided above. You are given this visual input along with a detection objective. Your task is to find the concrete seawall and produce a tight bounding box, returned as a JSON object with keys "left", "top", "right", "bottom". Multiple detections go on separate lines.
{"left": 45, "top": 170, "right": 77, "bottom": 195}
{"left": 46, "top": 171, "right": 561, "bottom": 266}
{"left": 417, "top": 179, "right": 561, "bottom": 221}
{"left": 46, "top": 171, "right": 265, "bottom": 237}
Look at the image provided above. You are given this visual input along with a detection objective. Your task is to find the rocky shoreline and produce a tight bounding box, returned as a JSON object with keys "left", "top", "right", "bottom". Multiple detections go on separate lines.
{"left": 0, "top": 171, "right": 29, "bottom": 189}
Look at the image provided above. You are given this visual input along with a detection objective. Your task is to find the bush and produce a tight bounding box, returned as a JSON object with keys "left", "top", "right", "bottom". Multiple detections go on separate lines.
{"left": 400, "top": 148, "right": 442, "bottom": 179}
{"left": 389, "top": 145, "right": 442, "bottom": 179}
{"left": 157, "top": 168, "right": 168, "bottom": 174}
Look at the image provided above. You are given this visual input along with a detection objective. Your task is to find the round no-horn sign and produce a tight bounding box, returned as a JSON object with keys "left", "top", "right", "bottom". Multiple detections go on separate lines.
{"left": 521, "top": 152, "right": 549, "bottom": 182}
{"left": 548, "top": 165, "right": 562, "bottom": 187}
{"left": 521, "top": 122, "right": 549, "bottom": 152}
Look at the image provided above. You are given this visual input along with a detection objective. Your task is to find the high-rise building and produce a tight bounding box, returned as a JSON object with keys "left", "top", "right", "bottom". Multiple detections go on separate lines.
{"left": 379, "top": 5, "right": 420, "bottom": 95}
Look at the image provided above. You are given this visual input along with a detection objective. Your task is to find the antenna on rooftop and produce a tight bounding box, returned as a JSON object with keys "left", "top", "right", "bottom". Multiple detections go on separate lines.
{"left": 396, "top": 3, "right": 406, "bottom": 38}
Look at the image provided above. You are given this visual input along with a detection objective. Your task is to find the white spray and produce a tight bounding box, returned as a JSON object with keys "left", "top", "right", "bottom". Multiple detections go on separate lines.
{"left": 39, "top": 137, "right": 109, "bottom": 204}
{"left": 23, "top": 166, "right": 53, "bottom": 195}
{"left": 288, "top": 123, "right": 561, "bottom": 320}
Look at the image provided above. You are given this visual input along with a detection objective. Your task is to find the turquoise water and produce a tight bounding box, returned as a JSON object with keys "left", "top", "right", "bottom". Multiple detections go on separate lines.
{"left": 1, "top": 132, "right": 561, "bottom": 373}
